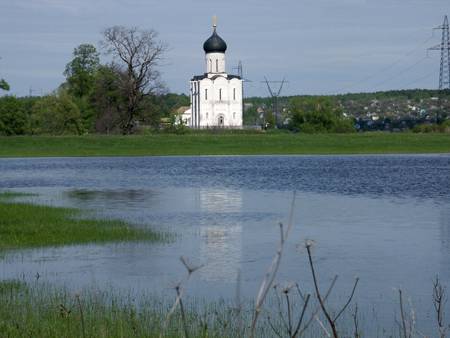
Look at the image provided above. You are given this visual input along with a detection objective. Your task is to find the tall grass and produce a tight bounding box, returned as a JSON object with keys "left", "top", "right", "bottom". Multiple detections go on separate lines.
{"left": 0, "top": 279, "right": 331, "bottom": 338}
{"left": 0, "top": 278, "right": 445, "bottom": 338}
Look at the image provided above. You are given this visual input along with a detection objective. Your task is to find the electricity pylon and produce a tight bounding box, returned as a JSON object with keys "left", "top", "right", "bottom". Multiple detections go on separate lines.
{"left": 262, "top": 77, "right": 287, "bottom": 127}
{"left": 233, "top": 60, "right": 252, "bottom": 118}
{"left": 428, "top": 15, "right": 450, "bottom": 90}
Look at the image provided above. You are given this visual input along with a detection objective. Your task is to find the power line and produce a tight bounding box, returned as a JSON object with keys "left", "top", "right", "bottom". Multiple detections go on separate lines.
{"left": 371, "top": 56, "right": 429, "bottom": 89}
{"left": 402, "top": 71, "right": 435, "bottom": 88}
{"left": 341, "top": 34, "right": 435, "bottom": 92}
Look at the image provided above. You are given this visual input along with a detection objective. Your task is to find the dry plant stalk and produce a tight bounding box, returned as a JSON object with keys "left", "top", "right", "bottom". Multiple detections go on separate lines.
{"left": 176, "top": 285, "right": 189, "bottom": 338}
{"left": 399, "top": 289, "right": 408, "bottom": 338}
{"left": 306, "top": 241, "right": 359, "bottom": 338}
{"left": 268, "top": 283, "right": 311, "bottom": 338}
{"left": 160, "top": 256, "right": 203, "bottom": 338}
{"left": 75, "top": 294, "right": 86, "bottom": 338}
{"left": 352, "top": 304, "right": 360, "bottom": 338}
{"left": 297, "top": 275, "right": 338, "bottom": 336}
{"left": 397, "top": 289, "right": 423, "bottom": 338}
{"left": 234, "top": 268, "right": 243, "bottom": 336}
{"left": 433, "top": 276, "right": 447, "bottom": 338}
{"left": 250, "top": 192, "right": 296, "bottom": 338}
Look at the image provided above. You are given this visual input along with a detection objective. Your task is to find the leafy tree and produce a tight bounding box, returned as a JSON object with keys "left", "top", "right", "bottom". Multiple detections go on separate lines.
{"left": 243, "top": 105, "right": 258, "bottom": 125}
{"left": 90, "top": 65, "right": 125, "bottom": 133}
{"left": 64, "top": 44, "right": 100, "bottom": 98}
{"left": 31, "top": 91, "right": 83, "bottom": 135}
{"left": 0, "top": 96, "right": 28, "bottom": 135}
{"left": 0, "top": 79, "right": 9, "bottom": 91}
{"left": 101, "top": 26, "right": 167, "bottom": 134}
{"left": 141, "top": 93, "right": 189, "bottom": 128}
{"left": 64, "top": 44, "right": 100, "bottom": 131}
{"left": 289, "top": 96, "right": 354, "bottom": 133}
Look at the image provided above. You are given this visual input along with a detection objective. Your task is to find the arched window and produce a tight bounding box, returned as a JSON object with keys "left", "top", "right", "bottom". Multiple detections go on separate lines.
{"left": 233, "top": 88, "right": 236, "bottom": 100}
{"left": 218, "top": 115, "right": 224, "bottom": 127}
{"left": 219, "top": 88, "right": 222, "bottom": 101}
{"left": 205, "top": 89, "right": 208, "bottom": 100}
{"left": 233, "top": 112, "right": 236, "bottom": 119}
{"left": 216, "top": 59, "right": 219, "bottom": 72}
{"left": 209, "top": 59, "right": 212, "bottom": 72}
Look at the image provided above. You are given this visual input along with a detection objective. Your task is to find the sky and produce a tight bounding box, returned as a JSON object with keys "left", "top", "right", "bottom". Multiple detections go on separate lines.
{"left": 0, "top": 0, "right": 448, "bottom": 97}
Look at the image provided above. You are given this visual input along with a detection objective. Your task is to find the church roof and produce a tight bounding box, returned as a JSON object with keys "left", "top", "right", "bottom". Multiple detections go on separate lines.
{"left": 203, "top": 28, "right": 227, "bottom": 53}
{"left": 191, "top": 74, "right": 241, "bottom": 81}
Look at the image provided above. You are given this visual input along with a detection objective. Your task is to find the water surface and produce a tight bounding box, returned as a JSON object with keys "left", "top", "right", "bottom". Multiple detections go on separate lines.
{"left": 1, "top": 155, "right": 449, "bottom": 333}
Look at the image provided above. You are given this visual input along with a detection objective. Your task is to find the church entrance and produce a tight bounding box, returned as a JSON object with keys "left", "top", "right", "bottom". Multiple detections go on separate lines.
{"left": 218, "top": 115, "right": 224, "bottom": 127}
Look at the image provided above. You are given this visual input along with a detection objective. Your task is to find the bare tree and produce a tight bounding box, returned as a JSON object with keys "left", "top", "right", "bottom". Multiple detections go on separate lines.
{"left": 101, "top": 26, "right": 167, "bottom": 134}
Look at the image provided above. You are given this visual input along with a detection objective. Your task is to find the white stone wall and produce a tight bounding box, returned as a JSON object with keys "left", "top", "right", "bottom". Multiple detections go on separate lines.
{"left": 190, "top": 75, "right": 243, "bottom": 128}
{"left": 205, "top": 53, "right": 226, "bottom": 74}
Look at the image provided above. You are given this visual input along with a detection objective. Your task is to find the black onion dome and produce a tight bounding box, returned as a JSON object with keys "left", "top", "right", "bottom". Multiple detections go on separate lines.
{"left": 203, "top": 28, "right": 227, "bottom": 53}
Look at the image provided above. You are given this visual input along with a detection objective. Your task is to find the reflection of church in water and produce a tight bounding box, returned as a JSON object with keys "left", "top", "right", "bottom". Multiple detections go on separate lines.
{"left": 182, "top": 17, "right": 243, "bottom": 128}
{"left": 195, "top": 188, "right": 243, "bottom": 282}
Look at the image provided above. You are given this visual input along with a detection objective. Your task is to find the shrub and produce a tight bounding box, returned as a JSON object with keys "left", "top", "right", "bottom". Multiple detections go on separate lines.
{"left": 0, "top": 96, "right": 28, "bottom": 135}
{"left": 288, "top": 97, "right": 355, "bottom": 133}
{"left": 31, "top": 92, "right": 83, "bottom": 135}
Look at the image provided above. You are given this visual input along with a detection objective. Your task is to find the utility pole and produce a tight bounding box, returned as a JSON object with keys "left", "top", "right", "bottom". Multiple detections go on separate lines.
{"left": 261, "top": 77, "right": 287, "bottom": 127}
{"left": 428, "top": 15, "right": 450, "bottom": 90}
{"left": 234, "top": 60, "right": 243, "bottom": 78}
{"left": 233, "top": 60, "right": 251, "bottom": 121}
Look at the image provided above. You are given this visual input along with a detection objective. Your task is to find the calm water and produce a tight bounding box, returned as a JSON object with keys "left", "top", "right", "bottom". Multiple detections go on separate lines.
{"left": 1, "top": 155, "right": 450, "bottom": 332}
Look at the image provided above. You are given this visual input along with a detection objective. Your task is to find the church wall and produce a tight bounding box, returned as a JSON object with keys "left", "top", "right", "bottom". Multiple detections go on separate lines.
{"left": 193, "top": 76, "right": 243, "bottom": 128}
{"left": 205, "top": 53, "right": 226, "bottom": 74}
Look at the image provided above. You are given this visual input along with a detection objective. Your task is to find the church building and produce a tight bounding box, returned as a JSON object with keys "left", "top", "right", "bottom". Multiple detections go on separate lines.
{"left": 182, "top": 18, "right": 243, "bottom": 128}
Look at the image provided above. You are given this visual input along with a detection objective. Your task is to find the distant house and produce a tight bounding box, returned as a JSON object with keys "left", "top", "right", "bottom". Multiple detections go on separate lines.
{"left": 176, "top": 106, "right": 191, "bottom": 126}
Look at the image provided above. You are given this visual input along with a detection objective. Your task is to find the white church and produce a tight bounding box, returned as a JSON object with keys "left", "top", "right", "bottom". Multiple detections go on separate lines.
{"left": 181, "top": 18, "right": 243, "bottom": 128}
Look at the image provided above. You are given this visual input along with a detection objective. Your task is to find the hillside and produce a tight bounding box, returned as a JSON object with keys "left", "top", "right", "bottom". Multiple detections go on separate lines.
{"left": 244, "top": 89, "right": 450, "bottom": 131}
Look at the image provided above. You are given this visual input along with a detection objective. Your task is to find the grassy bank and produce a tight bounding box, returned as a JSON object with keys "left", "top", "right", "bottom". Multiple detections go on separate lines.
{"left": 0, "top": 193, "right": 163, "bottom": 252}
{"left": 0, "top": 278, "right": 444, "bottom": 338}
{"left": 0, "top": 280, "right": 353, "bottom": 338}
{"left": 1, "top": 132, "right": 450, "bottom": 157}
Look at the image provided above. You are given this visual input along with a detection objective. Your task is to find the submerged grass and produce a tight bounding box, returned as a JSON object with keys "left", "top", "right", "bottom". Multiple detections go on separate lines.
{"left": 0, "top": 192, "right": 165, "bottom": 252}
{"left": 0, "top": 191, "right": 36, "bottom": 199}
{"left": 0, "top": 132, "right": 449, "bottom": 157}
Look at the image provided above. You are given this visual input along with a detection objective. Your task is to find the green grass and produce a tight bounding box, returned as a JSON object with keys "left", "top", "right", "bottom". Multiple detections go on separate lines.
{"left": 0, "top": 191, "right": 36, "bottom": 199}
{"left": 0, "top": 280, "right": 330, "bottom": 338}
{"left": 0, "top": 280, "right": 231, "bottom": 338}
{"left": 0, "top": 193, "right": 164, "bottom": 252}
{"left": 0, "top": 132, "right": 449, "bottom": 157}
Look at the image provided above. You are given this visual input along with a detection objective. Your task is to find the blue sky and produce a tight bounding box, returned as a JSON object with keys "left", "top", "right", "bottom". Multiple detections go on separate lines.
{"left": 0, "top": 0, "right": 448, "bottom": 97}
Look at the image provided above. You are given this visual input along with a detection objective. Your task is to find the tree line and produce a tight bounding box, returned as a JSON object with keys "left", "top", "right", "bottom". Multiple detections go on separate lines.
{"left": 0, "top": 26, "right": 188, "bottom": 136}
{"left": 244, "top": 89, "right": 450, "bottom": 133}
{"left": 2, "top": 25, "right": 449, "bottom": 135}
{"left": 244, "top": 96, "right": 355, "bottom": 133}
